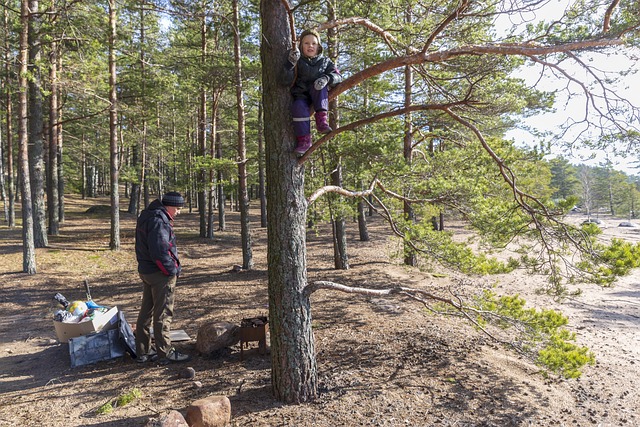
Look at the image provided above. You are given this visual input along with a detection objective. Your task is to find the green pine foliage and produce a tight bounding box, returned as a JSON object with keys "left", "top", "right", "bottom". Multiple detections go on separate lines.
{"left": 477, "top": 291, "right": 595, "bottom": 378}
{"left": 579, "top": 238, "right": 640, "bottom": 286}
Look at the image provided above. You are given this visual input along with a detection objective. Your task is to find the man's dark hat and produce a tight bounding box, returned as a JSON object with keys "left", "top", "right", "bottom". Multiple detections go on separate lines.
{"left": 162, "top": 191, "right": 185, "bottom": 207}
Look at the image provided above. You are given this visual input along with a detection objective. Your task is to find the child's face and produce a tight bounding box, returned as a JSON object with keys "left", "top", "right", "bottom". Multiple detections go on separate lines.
{"left": 300, "top": 35, "right": 319, "bottom": 57}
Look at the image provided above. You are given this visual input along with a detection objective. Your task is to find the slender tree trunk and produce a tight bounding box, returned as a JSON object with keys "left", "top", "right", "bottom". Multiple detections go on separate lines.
{"left": 216, "top": 131, "right": 225, "bottom": 231}
{"left": 81, "top": 133, "right": 86, "bottom": 199}
{"left": 197, "top": 14, "right": 207, "bottom": 237}
{"left": 108, "top": 0, "right": 120, "bottom": 250}
{"left": 326, "top": 15, "right": 348, "bottom": 270}
{"left": 261, "top": 0, "right": 317, "bottom": 403}
{"left": 357, "top": 198, "right": 369, "bottom": 241}
{"left": 403, "top": 6, "right": 417, "bottom": 267}
{"left": 128, "top": 138, "right": 141, "bottom": 213}
{"left": 0, "top": 118, "right": 5, "bottom": 220}
{"left": 3, "top": 6, "right": 15, "bottom": 228}
{"left": 56, "top": 52, "right": 64, "bottom": 223}
{"left": 129, "top": 2, "right": 146, "bottom": 215}
{"left": 207, "top": 89, "right": 221, "bottom": 238}
{"left": 258, "top": 98, "right": 267, "bottom": 228}
{"left": 330, "top": 164, "right": 348, "bottom": 269}
{"left": 19, "top": 0, "right": 36, "bottom": 273}
{"left": 233, "top": 0, "right": 253, "bottom": 270}
{"left": 47, "top": 28, "right": 60, "bottom": 235}
{"left": 28, "top": 0, "right": 47, "bottom": 248}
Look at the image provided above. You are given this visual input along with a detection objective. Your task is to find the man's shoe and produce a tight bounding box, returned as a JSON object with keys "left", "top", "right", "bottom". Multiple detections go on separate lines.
{"left": 161, "top": 348, "right": 191, "bottom": 364}
{"left": 136, "top": 352, "right": 158, "bottom": 363}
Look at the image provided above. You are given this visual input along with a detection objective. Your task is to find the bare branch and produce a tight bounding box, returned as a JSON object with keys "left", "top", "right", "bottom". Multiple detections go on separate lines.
{"left": 317, "top": 17, "right": 414, "bottom": 56}
{"left": 303, "top": 279, "right": 534, "bottom": 356}
{"left": 298, "top": 100, "right": 473, "bottom": 163}
{"left": 603, "top": 0, "right": 621, "bottom": 33}
{"left": 307, "top": 178, "right": 448, "bottom": 205}
{"left": 422, "top": 0, "right": 470, "bottom": 53}
{"left": 278, "top": 0, "right": 296, "bottom": 45}
{"left": 330, "top": 39, "right": 624, "bottom": 100}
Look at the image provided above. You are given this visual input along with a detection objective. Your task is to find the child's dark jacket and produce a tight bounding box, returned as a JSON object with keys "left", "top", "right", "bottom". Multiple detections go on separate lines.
{"left": 283, "top": 53, "right": 342, "bottom": 100}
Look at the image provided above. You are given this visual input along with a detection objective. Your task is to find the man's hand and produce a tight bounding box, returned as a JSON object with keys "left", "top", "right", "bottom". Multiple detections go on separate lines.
{"left": 288, "top": 48, "right": 300, "bottom": 65}
{"left": 314, "top": 75, "right": 329, "bottom": 90}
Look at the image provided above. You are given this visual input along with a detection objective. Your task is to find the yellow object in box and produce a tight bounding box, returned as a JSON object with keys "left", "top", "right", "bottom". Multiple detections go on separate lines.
{"left": 53, "top": 306, "right": 119, "bottom": 343}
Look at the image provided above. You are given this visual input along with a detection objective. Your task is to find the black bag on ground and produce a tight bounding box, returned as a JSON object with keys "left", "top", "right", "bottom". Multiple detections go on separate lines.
{"left": 117, "top": 311, "right": 137, "bottom": 359}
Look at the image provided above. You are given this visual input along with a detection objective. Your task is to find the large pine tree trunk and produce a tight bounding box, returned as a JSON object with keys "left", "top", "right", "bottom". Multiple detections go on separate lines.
{"left": 19, "top": 0, "right": 36, "bottom": 273}
{"left": 233, "top": 0, "right": 253, "bottom": 270}
{"left": 261, "top": 0, "right": 317, "bottom": 403}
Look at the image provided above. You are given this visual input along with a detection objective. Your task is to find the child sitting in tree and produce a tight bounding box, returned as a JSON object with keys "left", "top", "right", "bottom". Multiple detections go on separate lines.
{"left": 284, "top": 29, "right": 342, "bottom": 155}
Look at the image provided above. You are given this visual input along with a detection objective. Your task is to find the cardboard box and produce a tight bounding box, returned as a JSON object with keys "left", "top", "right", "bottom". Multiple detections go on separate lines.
{"left": 53, "top": 306, "right": 119, "bottom": 343}
{"left": 69, "top": 328, "right": 126, "bottom": 368}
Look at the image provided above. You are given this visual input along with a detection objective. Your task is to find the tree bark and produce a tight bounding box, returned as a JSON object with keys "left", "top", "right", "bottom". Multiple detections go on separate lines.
{"left": 261, "top": 0, "right": 317, "bottom": 403}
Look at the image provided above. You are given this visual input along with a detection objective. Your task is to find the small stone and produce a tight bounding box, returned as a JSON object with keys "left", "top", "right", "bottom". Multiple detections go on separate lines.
{"left": 180, "top": 367, "right": 196, "bottom": 379}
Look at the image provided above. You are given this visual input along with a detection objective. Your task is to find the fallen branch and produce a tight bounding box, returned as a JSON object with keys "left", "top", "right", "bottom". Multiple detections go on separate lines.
{"left": 304, "top": 280, "right": 531, "bottom": 356}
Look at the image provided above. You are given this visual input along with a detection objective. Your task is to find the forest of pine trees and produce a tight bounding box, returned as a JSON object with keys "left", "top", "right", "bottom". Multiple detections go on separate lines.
{"left": 2, "top": 0, "right": 640, "bottom": 402}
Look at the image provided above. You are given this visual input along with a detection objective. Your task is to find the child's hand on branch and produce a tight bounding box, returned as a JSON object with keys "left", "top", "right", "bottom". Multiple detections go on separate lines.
{"left": 288, "top": 48, "right": 300, "bottom": 65}
{"left": 314, "top": 75, "right": 329, "bottom": 90}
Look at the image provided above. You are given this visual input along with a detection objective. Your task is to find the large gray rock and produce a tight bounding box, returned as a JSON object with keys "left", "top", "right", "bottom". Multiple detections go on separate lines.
{"left": 195, "top": 322, "right": 240, "bottom": 355}
{"left": 185, "top": 395, "right": 231, "bottom": 427}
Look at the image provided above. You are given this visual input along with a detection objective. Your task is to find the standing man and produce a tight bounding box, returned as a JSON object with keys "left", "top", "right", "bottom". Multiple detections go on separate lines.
{"left": 135, "top": 191, "right": 190, "bottom": 363}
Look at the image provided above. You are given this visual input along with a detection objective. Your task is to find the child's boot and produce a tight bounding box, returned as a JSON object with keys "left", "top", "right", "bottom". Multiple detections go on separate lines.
{"left": 294, "top": 134, "right": 312, "bottom": 155}
{"left": 315, "top": 111, "right": 332, "bottom": 134}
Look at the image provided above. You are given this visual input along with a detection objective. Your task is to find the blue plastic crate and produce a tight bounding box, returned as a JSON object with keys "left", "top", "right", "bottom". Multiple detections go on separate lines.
{"left": 68, "top": 328, "right": 125, "bottom": 368}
